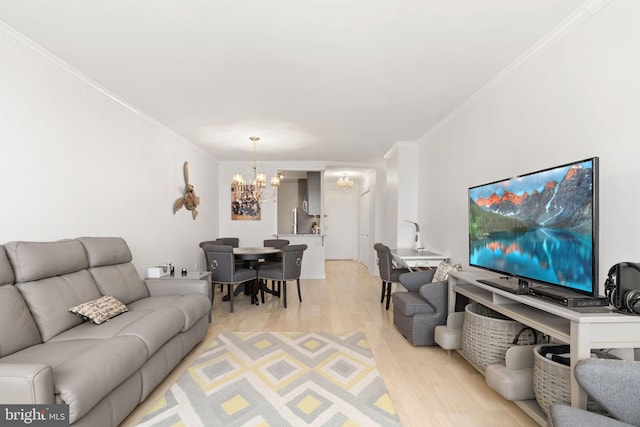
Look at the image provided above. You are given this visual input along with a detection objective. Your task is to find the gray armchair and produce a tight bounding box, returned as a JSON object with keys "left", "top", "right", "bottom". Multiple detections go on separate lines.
{"left": 391, "top": 270, "right": 448, "bottom": 346}
{"left": 547, "top": 358, "right": 640, "bottom": 427}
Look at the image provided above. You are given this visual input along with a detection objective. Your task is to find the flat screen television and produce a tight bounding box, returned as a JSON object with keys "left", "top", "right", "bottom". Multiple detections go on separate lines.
{"left": 468, "top": 157, "right": 599, "bottom": 299}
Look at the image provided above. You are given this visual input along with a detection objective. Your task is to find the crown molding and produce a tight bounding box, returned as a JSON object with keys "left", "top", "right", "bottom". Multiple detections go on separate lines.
{"left": 0, "top": 20, "right": 215, "bottom": 159}
{"left": 422, "top": 0, "right": 612, "bottom": 141}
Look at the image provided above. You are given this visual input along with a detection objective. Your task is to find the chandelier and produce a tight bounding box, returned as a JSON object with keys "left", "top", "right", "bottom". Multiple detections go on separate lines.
{"left": 337, "top": 174, "right": 353, "bottom": 188}
{"left": 231, "top": 137, "right": 279, "bottom": 204}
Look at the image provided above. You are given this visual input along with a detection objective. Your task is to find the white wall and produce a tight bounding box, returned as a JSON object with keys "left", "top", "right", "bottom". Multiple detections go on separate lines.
{"left": 418, "top": 1, "right": 640, "bottom": 293}
{"left": 383, "top": 142, "right": 419, "bottom": 249}
{"left": 0, "top": 27, "right": 219, "bottom": 276}
{"left": 363, "top": 168, "right": 382, "bottom": 273}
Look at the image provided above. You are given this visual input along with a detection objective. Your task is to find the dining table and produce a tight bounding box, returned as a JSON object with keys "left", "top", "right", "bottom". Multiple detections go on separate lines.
{"left": 233, "top": 246, "right": 281, "bottom": 262}
{"left": 221, "top": 246, "right": 282, "bottom": 304}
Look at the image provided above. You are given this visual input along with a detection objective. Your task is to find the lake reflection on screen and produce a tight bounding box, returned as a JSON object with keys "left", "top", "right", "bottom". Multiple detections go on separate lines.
{"left": 469, "top": 228, "right": 593, "bottom": 293}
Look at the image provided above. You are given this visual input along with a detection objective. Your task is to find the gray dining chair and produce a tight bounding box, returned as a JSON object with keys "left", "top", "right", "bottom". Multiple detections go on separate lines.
{"left": 199, "top": 239, "right": 222, "bottom": 248}
{"left": 374, "top": 242, "right": 410, "bottom": 310}
{"left": 263, "top": 239, "right": 289, "bottom": 250}
{"left": 201, "top": 238, "right": 241, "bottom": 292}
{"left": 257, "top": 244, "right": 307, "bottom": 308}
{"left": 263, "top": 239, "right": 289, "bottom": 291}
{"left": 202, "top": 244, "right": 256, "bottom": 313}
{"left": 217, "top": 237, "right": 239, "bottom": 248}
{"left": 200, "top": 239, "right": 225, "bottom": 292}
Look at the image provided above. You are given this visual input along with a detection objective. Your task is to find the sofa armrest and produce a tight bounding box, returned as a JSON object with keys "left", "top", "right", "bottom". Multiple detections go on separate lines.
{"left": 144, "top": 278, "right": 211, "bottom": 300}
{"left": 0, "top": 363, "right": 54, "bottom": 404}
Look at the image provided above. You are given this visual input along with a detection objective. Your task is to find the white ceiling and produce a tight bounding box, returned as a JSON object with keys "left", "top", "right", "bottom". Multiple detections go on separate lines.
{"left": 0, "top": 0, "right": 585, "bottom": 165}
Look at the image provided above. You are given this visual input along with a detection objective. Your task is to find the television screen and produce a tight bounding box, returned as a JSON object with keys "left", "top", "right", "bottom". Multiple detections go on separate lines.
{"left": 468, "top": 157, "right": 599, "bottom": 297}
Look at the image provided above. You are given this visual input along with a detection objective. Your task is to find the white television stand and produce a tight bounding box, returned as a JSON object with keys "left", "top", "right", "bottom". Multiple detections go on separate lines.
{"left": 448, "top": 269, "right": 640, "bottom": 424}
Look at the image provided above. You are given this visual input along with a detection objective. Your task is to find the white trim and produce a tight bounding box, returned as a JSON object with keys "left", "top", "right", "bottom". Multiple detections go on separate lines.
{"left": 421, "top": 0, "right": 612, "bottom": 141}
{"left": 0, "top": 20, "right": 215, "bottom": 159}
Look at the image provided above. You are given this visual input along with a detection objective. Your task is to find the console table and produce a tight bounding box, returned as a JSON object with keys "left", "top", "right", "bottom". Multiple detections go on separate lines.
{"left": 391, "top": 249, "right": 448, "bottom": 270}
{"left": 448, "top": 269, "right": 640, "bottom": 424}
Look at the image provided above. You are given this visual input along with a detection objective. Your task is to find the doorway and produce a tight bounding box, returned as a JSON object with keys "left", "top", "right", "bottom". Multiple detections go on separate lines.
{"left": 325, "top": 191, "right": 356, "bottom": 260}
{"left": 359, "top": 189, "right": 372, "bottom": 270}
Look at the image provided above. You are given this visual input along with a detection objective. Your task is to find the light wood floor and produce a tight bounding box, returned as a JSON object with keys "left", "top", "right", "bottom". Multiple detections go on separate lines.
{"left": 121, "top": 261, "right": 539, "bottom": 427}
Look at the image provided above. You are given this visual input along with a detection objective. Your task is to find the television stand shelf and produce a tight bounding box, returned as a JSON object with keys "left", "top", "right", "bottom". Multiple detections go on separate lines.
{"left": 448, "top": 269, "right": 640, "bottom": 425}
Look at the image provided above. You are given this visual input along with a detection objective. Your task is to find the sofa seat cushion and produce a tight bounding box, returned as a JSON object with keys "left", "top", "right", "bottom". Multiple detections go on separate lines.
{"left": 47, "top": 311, "right": 149, "bottom": 342}
{"left": 49, "top": 308, "right": 184, "bottom": 357}
{"left": 0, "top": 285, "right": 42, "bottom": 356}
{"left": 116, "top": 308, "right": 185, "bottom": 357}
{"left": 127, "top": 295, "right": 182, "bottom": 311}
{"left": 392, "top": 292, "right": 435, "bottom": 317}
{"left": 128, "top": 294, "right": 210, "bottom": 331}
{"left": 53, "top": 335, "right": 147, "bottom": 424}
{"left": 169, "top": 294, "right": 211, "bottom": 330}
{"left": 0, "top": 339, "right": 99, "bottom": 368}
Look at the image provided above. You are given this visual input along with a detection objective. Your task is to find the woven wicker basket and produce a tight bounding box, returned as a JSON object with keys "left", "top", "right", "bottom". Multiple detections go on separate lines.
{"left": 533, "top": 344, "right": 608, "bottom": 415}
{"left": 461, "top": 303, "right": 538, "bottom": 371}
{"left": 533, "top": 344, "right": 571, "bottom": 415}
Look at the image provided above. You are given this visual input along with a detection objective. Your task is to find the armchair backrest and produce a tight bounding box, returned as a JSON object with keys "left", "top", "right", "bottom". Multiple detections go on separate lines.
{"left": 202, "top": 244, "right": 235, "bottom": 283}
{"left": 374, "top": 243, "right": 394, "bottom": 281}
{"left": 575, "top": 358, "right": 640, "bottom": 424}
{"left": 281, "top": 244, "right": 307, "bottom": 280}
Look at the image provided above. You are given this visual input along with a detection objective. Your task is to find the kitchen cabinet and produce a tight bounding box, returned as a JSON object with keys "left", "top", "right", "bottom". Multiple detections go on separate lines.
{"left": 304, "top": 171, "right": 321, "bottom": 215}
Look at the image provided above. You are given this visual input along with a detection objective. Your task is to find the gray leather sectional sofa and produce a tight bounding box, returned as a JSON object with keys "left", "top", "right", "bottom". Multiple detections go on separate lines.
{"left": 0, "top": 237, "right": 212, "bottom": 426}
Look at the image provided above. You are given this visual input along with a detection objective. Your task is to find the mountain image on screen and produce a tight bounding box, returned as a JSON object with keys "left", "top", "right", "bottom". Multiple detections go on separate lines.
{"left": 470, "top": 164, "right": 593, "bottom": 237}
{"left": 468, "top": 159, "right": 597, "bottom": 295}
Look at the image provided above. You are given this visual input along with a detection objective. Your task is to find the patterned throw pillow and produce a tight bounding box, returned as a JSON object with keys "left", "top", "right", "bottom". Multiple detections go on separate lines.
{"left": 433, "top": 261, "right": 462, "bottom": 282}
{"left": 69, "top": 296, "right": 128, "bottom": 325}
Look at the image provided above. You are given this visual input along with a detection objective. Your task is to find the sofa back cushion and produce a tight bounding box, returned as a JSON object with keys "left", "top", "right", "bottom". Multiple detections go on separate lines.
{"left": 0, "top": 246, "right": 15, "bottom": 286}
{"left": 17, "top": 270, "right": 102, "bottom": 342}
{"left": 4, "top": 239, "right": 89, "bottom": 282}
{"left": 0, "top": 285, "right": 42, "bottom": 356}
{"left": 78, "top": 237, "right": 149, "bottom": 304}
{"left": 87, "top": 264, "right": 149, "bottom": 305}
{"left": 5, "top": 239, "right": 103, "bottom": 342}
{"left": 78, "top": 237, "right": 133, "bottom": 267}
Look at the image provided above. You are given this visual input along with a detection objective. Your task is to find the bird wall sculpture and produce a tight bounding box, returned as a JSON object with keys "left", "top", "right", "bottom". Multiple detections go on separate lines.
{"left": 174, "top": 161, "right": 200, "bottom": 220}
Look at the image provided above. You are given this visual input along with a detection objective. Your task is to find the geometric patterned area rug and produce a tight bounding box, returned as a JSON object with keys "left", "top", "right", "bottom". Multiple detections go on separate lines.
{"left": 136, "top": 331, "right": 401, "bottom": 427}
